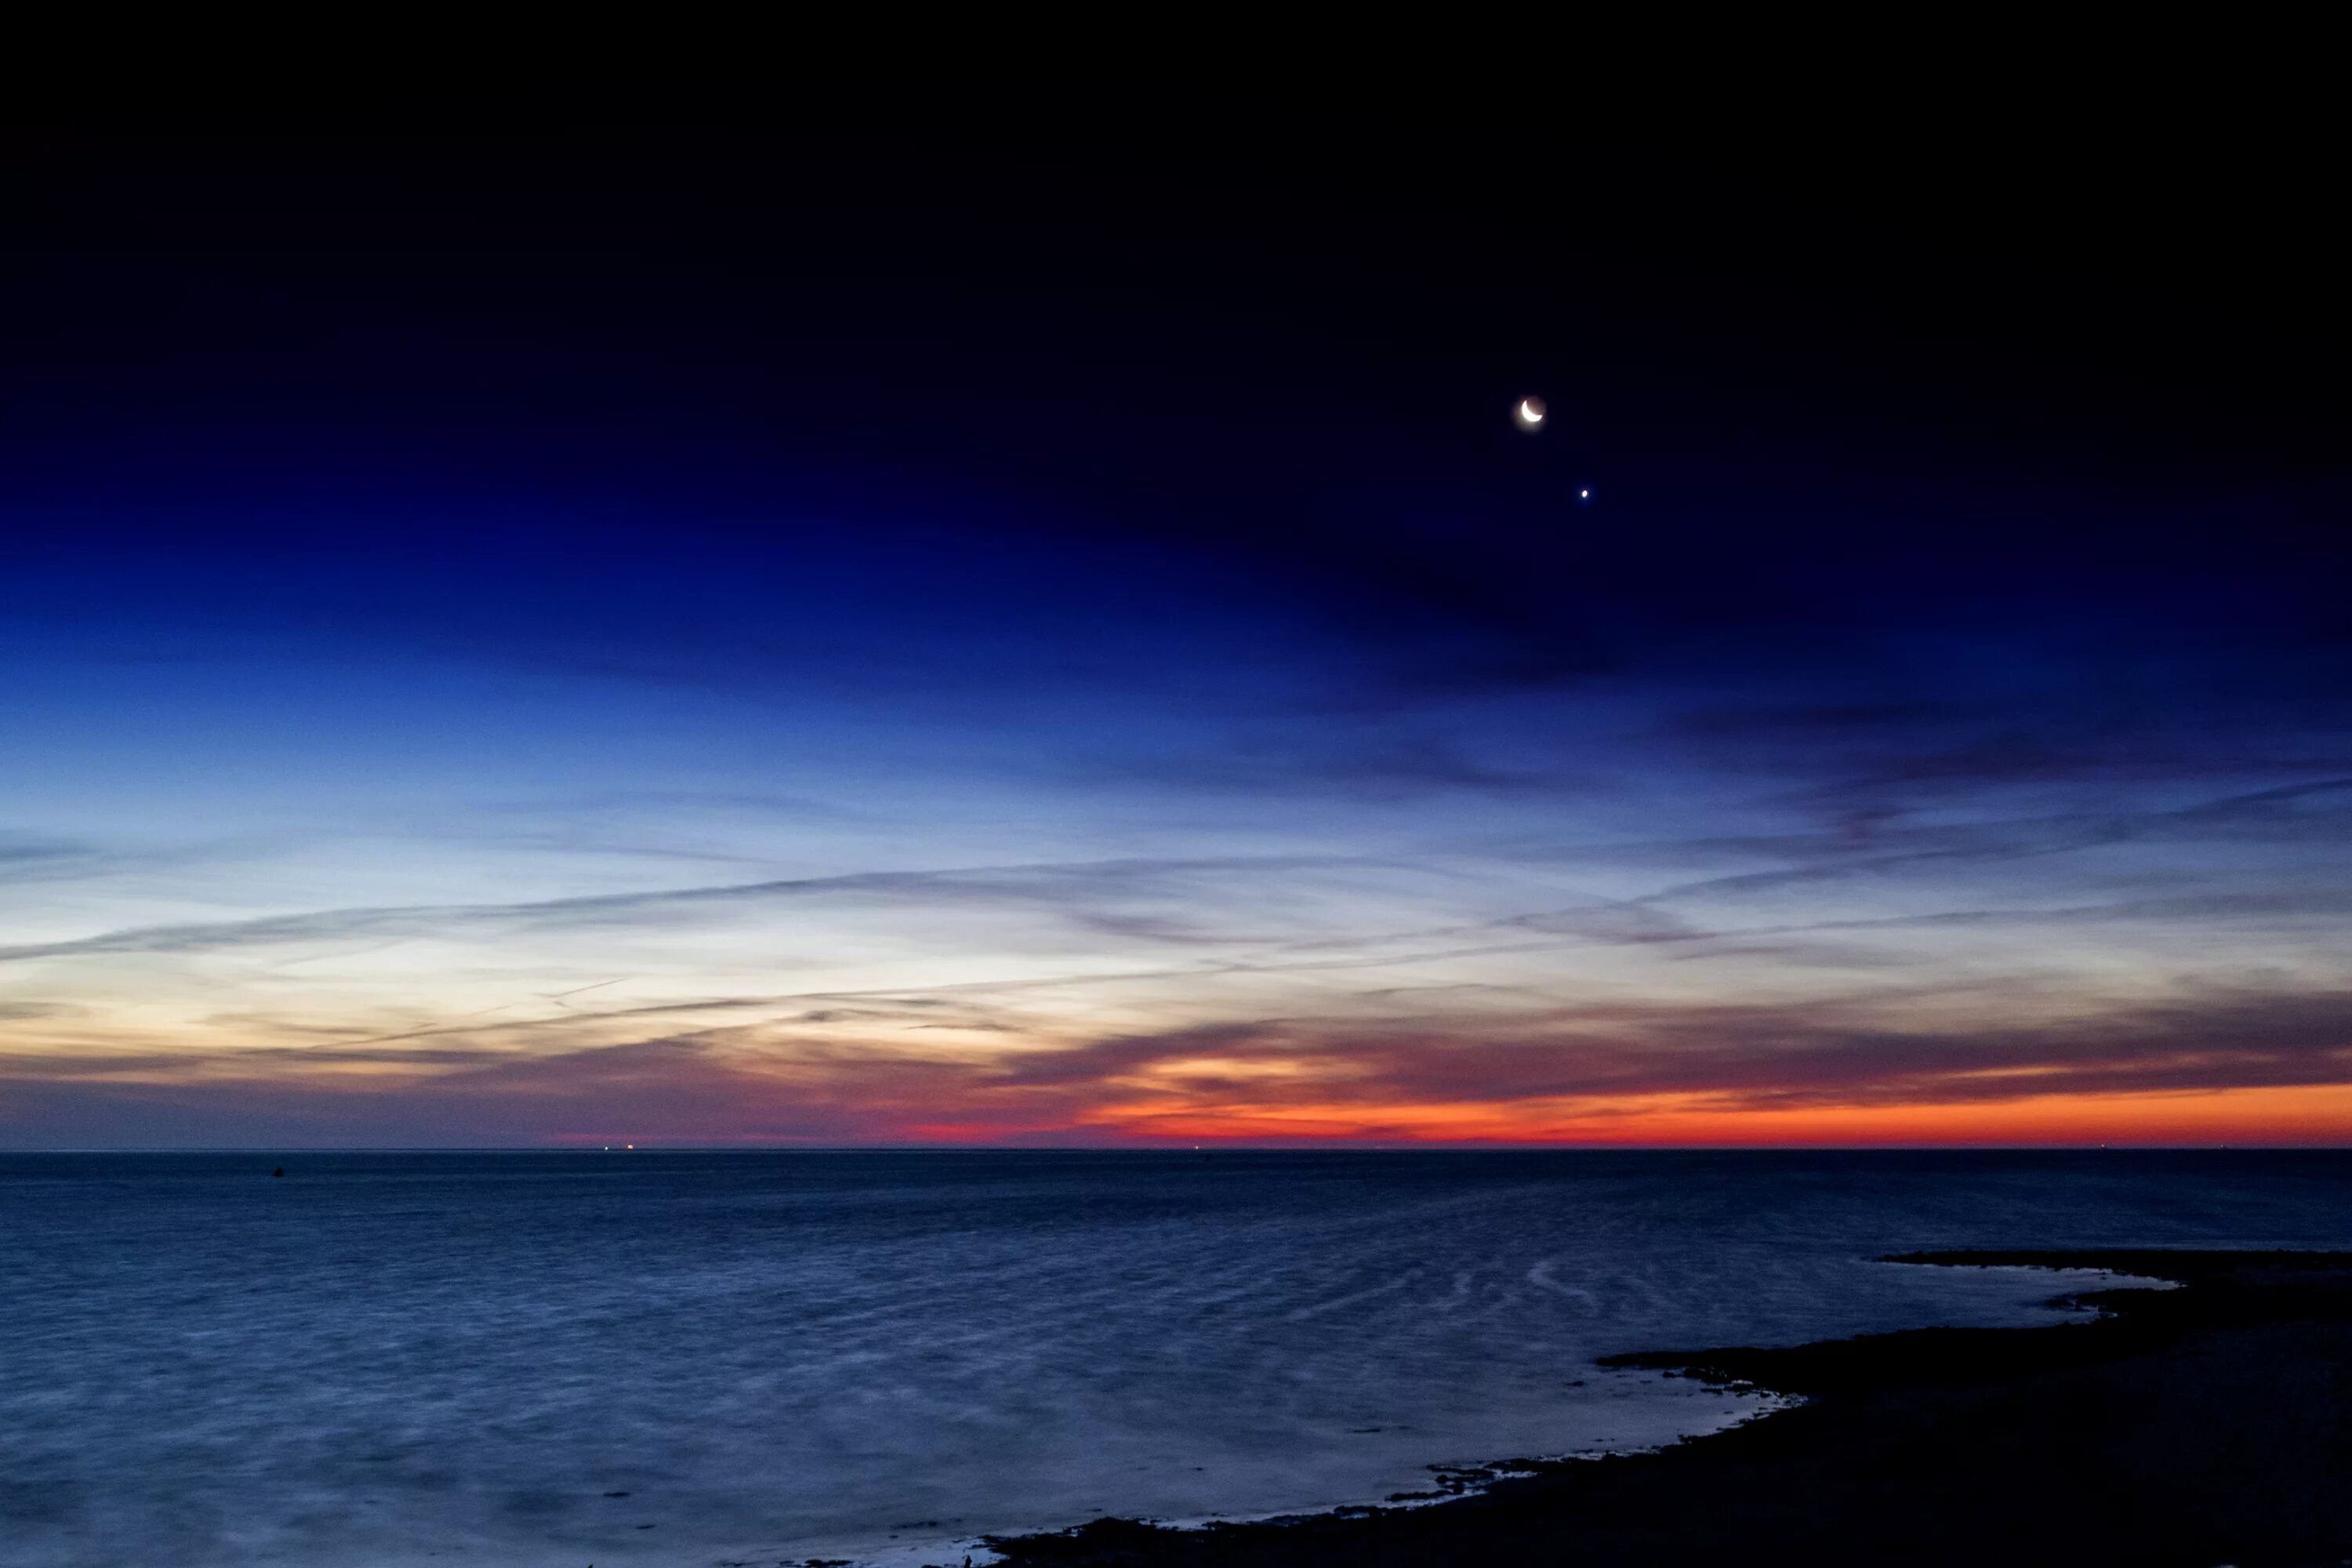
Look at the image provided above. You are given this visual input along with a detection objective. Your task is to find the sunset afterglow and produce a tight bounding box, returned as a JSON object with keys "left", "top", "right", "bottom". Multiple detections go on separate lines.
{"left": 4, "top": 137, "right": 2347, "bottom": 1149}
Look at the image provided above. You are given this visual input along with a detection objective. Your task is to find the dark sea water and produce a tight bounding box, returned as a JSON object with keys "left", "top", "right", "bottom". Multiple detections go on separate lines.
{"left": 4, "top": 1149, "right": 2348, "bottom": 1566}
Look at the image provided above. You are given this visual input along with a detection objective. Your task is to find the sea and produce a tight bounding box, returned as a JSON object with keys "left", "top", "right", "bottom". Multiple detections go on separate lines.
{"left": 4, "top": 1149, "right": 2348, "bottom": 1567}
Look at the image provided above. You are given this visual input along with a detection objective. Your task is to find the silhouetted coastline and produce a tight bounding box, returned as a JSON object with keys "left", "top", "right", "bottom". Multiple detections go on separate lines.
{"left": 987, "top": 1250, "right": 2352, "bottom": 1566}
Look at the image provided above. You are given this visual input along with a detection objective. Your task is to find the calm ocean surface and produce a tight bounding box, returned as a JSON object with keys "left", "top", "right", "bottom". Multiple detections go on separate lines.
{"left": 5, "top": 1149, "right": 2348, "bottom": 1566}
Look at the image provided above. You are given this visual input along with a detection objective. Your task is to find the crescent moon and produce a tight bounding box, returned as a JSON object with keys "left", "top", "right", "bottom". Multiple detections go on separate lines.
{"left": 1516, "top": 397, "right": 1546, "bottom": 427}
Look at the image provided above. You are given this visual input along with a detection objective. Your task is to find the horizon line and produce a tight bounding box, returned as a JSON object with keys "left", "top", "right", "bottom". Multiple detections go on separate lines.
{"left": 8, "top": 1142, "right": 2349, "bottom": 1155}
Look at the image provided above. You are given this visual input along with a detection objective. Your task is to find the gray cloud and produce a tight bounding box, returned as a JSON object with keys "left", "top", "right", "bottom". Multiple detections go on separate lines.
{"left": 978, "top": 982, "right": 2352, "bottom": 1110}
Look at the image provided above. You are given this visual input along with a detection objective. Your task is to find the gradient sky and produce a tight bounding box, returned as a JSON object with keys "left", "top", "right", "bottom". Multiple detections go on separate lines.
{"left": 4, "top": 131, "right": 2348, "bottom": 1146}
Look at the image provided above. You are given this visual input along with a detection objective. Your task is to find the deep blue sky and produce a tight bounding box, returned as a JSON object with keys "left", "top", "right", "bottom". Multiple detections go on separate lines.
{"left": 3, "top": 131, "right": 2347, "bottom": 1145}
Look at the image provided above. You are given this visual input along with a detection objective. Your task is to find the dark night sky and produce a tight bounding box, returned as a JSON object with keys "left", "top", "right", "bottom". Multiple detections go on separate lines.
{"left": 3, "top": 128, "right": 2347, "bottom": 1145}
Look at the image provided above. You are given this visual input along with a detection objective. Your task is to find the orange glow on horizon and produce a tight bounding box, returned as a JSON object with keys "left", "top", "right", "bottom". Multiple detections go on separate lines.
{"left": 18, "top": 1033, "right": 2352, "bottom": 1149}
{"left": 1069, "top": 1082, "right": 2352, "bottom": 1147}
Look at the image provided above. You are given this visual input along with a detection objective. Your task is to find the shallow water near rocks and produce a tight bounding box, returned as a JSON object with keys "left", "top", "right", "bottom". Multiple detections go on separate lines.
{"left": 5, "top": 1149, "right": 2347, "bottom": 1567}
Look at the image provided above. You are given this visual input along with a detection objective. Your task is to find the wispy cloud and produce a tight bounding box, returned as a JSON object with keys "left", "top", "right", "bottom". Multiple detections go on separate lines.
{"left": 0, "top": 853, "right": 1358, "bottom": 967}
{"left": 9, "top": 978, "right": 2349, "bottom": 1147}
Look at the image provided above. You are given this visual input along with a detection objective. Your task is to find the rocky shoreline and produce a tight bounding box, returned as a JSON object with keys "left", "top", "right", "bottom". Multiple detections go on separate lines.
{"left": 982, "top": 1249, "right": 2352, "bottom": 1566}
